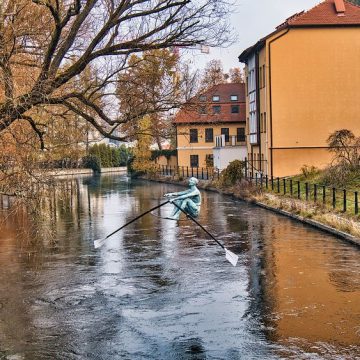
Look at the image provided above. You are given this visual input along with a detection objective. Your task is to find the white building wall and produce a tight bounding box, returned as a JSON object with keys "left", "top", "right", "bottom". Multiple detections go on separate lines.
{"left": 213, "top": 146, "right": 247, "bottom": 171}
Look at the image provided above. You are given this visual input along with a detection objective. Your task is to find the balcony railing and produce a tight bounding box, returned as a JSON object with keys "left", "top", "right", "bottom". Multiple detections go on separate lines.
{"left": 215, "top": 135, "right": 246, "bottom": 147}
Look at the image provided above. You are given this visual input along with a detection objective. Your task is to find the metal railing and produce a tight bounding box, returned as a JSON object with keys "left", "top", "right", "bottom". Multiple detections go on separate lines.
{"left": 157, "top": 165, "right": 220, "bottom": 180}
{"left": 247, "top": 172, "right": 359, "bottom": 216}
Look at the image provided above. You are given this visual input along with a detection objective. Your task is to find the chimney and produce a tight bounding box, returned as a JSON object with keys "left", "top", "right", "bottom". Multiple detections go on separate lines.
{"left": 334, "top": 0, "right": 345, "bottom": 16}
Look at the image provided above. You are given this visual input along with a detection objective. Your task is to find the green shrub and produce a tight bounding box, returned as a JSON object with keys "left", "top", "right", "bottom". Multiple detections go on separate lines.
{"left": 88, "top": 143, "right": 132, "bottom": 168}
{"left": 218, "top": 160, "right": 245, "bottom": 187}
{"left": 82, "top": 155, "right": 101, "bottom": 173}
{"left": 300, "top": 165, "right": 319, "bottom": 179}
{"left": 320, "top": 165, "right": 360, "bottom": 188}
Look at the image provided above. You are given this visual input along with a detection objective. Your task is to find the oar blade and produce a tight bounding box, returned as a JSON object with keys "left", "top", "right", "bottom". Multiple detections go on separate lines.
{"left": 94, "top": 237, "right": 106, "bottom": 249}
{"left": 225, "top": 248, "right": 238, "bottom": 267}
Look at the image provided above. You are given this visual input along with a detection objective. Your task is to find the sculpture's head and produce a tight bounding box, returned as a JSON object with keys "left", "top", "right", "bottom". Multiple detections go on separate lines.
{"left": 188, "top": 177, "right": 199, "bottom": 186}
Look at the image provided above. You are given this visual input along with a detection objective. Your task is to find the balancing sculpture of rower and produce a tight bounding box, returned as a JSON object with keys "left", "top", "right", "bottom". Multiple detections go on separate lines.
{"left": 163, "top": 177, "right": 201, "bottom": 220}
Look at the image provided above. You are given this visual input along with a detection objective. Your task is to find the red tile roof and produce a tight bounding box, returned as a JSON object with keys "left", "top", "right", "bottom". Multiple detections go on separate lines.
{"left": 280, "top": 0, "right": 360, "bottom": 27}
{"left": 239, "top": 0, "right": 360, "bottom": 62}
{"left": 174, "top": 83, "right": 246, "bottom": 124}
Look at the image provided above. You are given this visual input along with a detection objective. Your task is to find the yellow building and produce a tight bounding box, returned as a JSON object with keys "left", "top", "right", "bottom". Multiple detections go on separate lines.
{"left": 239, "top": 0, "right": 360, "bottom": 177}
{"left": 174, "top": 83, "right": 246, "bottom": 169}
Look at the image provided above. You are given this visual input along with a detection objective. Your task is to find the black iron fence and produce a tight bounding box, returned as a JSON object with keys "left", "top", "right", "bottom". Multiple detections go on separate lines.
{"left": 158, "top": 165, "right": 220, "bottom": 180}
{"left": 247, "top": 173, "right": 359, "bottom": 216}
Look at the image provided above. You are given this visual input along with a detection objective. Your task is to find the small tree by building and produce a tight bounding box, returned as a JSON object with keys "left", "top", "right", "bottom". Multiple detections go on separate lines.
{"left": 327, "top": 129, "right": 360, "bottom": 170}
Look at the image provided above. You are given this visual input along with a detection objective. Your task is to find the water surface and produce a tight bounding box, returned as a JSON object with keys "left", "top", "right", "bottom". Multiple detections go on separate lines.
{"left": 0, "top": 175, "right": 359, "bottom": 359}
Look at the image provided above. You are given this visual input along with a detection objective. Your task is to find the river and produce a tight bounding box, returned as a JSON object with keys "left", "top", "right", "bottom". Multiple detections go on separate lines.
{"left": 0, "top": 174, "right": 359, "bottom": 359}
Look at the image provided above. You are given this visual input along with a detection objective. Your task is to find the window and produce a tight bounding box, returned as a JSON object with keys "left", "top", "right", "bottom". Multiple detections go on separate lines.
{"left": 221, "top": 128, "right": 229, "bottom": 142}
{"left": 199, "top": 106, "right": 207, "bottom": 114}
{"left": 190, "top": 154, "right": 199, "bottom": 167}
{"left": 231, "top": 105, "right": 239, "bottom": 114}
{"left": 189, "top": 129, "right": 198, "bottom": 143}
{"left": 212, "top": 95, "right": 220, "bottom": 102}
{"left": 205, "top": 154, "right": 214, "bottom": 167}
{"left": 237, "top": 127, "right": 245, "bottom": 142}
{"left": 205, "top": 128, "right": 213, "bottom": 143}
{"left": 212, "top": 105, "right": 221, "bottom": 114}
{"left": 199, "top": 95, "right": 206, "bottom": 101}
{"left": 230, "top": 95, "right": 238, "bottom": 101}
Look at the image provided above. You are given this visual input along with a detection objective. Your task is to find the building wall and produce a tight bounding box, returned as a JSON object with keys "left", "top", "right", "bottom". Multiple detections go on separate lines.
{"left": 176, "top": 123, "right": 246, "bottom": 168}
{"left": 154, "top": 155, "right": 177, "bottom": 167}
{"left": 245, "top": 46, "right": 269, "bottom": 175}
{"left": 272, "top": 148, "right": 332, "bottom": 177}
{"left": 268, "top": 27, "right": 360, "bottom": 176}
{"left": 213, "top": 146, "right": 247, "bottom": 170}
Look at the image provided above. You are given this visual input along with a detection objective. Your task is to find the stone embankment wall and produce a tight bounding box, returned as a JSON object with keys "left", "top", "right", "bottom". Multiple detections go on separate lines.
{"left": 47, "top": 167, "right": 127, "bottom": 176}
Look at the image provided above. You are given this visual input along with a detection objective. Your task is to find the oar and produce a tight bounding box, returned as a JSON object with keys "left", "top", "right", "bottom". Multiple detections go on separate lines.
{"left": 172, "top": 202, "right": 238, "bottom": 267}
{"left": 94, "top": 200, "right": 170, "bottom": 248}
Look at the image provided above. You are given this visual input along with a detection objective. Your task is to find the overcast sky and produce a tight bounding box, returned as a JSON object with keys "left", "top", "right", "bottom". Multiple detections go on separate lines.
{"left": 187, "top": 0, "right": 321, "bottom": 72}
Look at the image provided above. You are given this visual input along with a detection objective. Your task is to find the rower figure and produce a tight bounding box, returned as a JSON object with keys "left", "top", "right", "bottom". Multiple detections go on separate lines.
{"left": 163, "top": 177, "right": 201, "bottom": 220}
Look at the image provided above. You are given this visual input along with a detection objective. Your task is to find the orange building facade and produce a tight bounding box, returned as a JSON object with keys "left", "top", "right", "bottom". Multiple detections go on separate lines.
{"left": 239, "top": 0, "right": 360, "bottom": 177}
{"left": 174, "top": 83, "right": 246, "bottom": 169}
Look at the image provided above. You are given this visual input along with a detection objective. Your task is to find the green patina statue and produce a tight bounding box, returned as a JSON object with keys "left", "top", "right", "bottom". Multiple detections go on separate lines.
{"left": 163, "top": 177, "right": 201, "bottom": 220}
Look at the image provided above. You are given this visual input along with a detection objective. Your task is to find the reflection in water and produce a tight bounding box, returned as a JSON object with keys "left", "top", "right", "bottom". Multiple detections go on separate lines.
{"left": 0, "top": 174, "right": 359, "bottom": 359}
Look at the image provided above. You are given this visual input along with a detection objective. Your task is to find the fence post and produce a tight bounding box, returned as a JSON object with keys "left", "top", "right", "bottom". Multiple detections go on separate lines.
{"left": 323, "top": 186, "right": 326, "bottom": 204}
{"left": 260, "top": 173, "right": 263, "bottom": 189}
{"left": 355, "top": 192, "right": 358, "bottom": 215}
{"left": 343, "top": 189, "right": 347, "bottom": 212}
{"left": 297, "top": 181, "right": 301, "bottom": 199}
{"left": 283, "top": 178, "right": 286, "bottom": 195}
{"left": 191, "top": 167, "right": 193, "bottom": 177}
{"left": 255, "top": 173, "right": 258, "bottom": 186}
{"left": 277, "top": 177, "right": 280, "bottom": 193}
{"left": 290, "top": 179, "right": 293, "bottom": 196}
{"left": 201, "top": 167, "right": 204, "bottom": 180}
{"left": 186, "top": 166, "right": 189, "bottom": 177}
{"left": 196, "top": 167, "right": 198, "bottom": 178}
{"left": 305, "top": 182, "right": 309, "bottom": 200}
{"left": 332, "top": 188, "right": 336, "bottom": 209}
{"left": 217, "top": 168, "right": 220, "bottom": 179}
{"left": 265, "top": 175, "right": 268, "bottom": 189}
{"left": 244, "top": 158, "right": 248, "bottom": 179}
{"left": 314, "top": 184, "right": 317, "bottom": 202}
{"left": 271, "top": 177, "right": 274, "bottom": 191}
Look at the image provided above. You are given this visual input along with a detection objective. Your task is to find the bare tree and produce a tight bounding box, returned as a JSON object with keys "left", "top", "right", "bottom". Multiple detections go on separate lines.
{"left": 200, "top": 59, "right": 226, "bottom": 90}
{"left": 0, "top": 0, "right": 233, "bottom": 149}
{"left": 327, "top": 129, "right": 360, "bottom": 169}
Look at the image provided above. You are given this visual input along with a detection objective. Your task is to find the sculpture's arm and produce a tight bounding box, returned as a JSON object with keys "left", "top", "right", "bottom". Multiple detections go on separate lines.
{"left": 172, "top": 189, "right": 199, "bottom": 201}
{"left": 164, "top": 189, "right": 189, "bottom": 197}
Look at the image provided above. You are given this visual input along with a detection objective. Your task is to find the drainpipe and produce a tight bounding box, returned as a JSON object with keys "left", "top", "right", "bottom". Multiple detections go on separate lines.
{"left": 268, "top": 28, "right": 290, "bottom": 178}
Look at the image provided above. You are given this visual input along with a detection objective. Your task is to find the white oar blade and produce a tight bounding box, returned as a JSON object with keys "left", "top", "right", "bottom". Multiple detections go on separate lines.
{"left": 225, "top": 248, "right": 238, "bottom": 267}
{"left": 94, "top": 237, "right": 106, "bottom": 249}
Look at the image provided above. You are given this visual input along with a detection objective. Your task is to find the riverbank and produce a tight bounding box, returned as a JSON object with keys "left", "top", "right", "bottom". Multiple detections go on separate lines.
{"left": 143, "top": 174, "right": 360, "bottom": 247}
{"left": 45, "top": 166, "right": 127, "bottom": 177}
